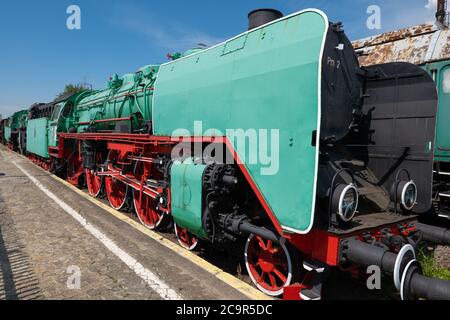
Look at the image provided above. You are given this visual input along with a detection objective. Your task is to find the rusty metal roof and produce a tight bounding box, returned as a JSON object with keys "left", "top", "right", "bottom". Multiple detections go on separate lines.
{"left": 352, "top": 24, "right": 450, "bottom": 66}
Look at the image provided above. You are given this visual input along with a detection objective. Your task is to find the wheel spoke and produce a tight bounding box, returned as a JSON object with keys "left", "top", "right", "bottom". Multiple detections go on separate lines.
{"left": 257, "top": 237, "right": 267, "bottom": 250}
{"left": 257, "top": 272, "right": 266, "bottom": 283}
{"left": 267, "top": 240, "right": 273, "bottom": 253}
{"left": 272, "top": 268, "right": 287, "bottom": 283}
{"left": 268, "top": 273, "right": 277, "bottom": 288}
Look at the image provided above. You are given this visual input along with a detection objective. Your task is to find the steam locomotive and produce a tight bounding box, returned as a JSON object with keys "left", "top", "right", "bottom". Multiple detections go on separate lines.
{"left": 2, "top": 9, "right": 450, "bottom": 300}
{"left": 2, "top": 109, "right": 28, "bottom": 153}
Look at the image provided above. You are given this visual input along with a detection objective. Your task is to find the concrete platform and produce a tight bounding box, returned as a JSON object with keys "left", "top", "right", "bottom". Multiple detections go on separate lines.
{"left": 0, "top": 145, "right": 256, "bottom": 300}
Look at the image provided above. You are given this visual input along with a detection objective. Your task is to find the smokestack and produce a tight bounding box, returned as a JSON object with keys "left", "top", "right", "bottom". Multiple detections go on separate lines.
{"left": 436, "top": 0, "right": 448, "bottom": 28}
{"left": 248, "top": 9, "right": 283, "bottom": 30}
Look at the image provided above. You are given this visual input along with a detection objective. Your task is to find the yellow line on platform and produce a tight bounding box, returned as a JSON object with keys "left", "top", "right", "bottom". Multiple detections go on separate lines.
{"left": 4, "top": 147, "right": 272, "bottom": 301}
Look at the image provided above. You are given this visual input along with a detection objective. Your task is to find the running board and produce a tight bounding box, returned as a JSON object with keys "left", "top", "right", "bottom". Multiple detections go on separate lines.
{"left": 434, "top": 170, "right": 450, "bottom": 176}
{"left": 438, "top": 212, "right": 450, "bottom": 220}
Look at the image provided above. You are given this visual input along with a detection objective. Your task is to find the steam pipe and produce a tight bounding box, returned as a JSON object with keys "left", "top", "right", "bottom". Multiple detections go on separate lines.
{"left": 237, "top": 221, "right": 285, "bottom": 244}
{"left": 415, "top": 222, "right": 450, "bottom": 245}
{"left": 224, "top": 216, "right": 285, "bottom": 245}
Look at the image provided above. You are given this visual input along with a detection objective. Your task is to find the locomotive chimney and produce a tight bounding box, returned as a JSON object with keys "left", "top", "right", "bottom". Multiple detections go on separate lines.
{"left": 248, "top": 9, "right": 283, "bottom": 30}
{"left": 436, "top": 0, "right": 448, "bottom": 28}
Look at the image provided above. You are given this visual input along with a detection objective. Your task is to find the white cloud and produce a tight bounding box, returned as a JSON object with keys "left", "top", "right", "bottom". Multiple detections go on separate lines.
{"left": 126, "top": 19, "right": 225, "bottom": 50}
{"left": 426, "top": 0, "right": 438, "bottom": 9}
{"left": 377, "top": 0, "right": 441, "bottom": 33}
{"left": 110, "top": 3, "right": 225, "bottom": 51}
{"left": 425, "top": 0, "right": 439, "bottom": 22}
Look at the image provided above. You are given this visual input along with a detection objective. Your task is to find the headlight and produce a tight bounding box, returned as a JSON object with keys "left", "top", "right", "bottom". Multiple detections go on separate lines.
{"left": 332, "top": 184, "right": 359, "bottom": 222}
{"left": 398, "top": 180, "right": 417, "bottom": 211}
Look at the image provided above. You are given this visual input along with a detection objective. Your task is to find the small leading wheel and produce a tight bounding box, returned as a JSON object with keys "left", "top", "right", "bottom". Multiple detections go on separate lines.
{"left": 133, "top": 160, "right": 167, "bottom": 230}
{"left": 244, "top": 234, "right": 293, "bottom": 297}
{"left": 105, "top": 150, "right": 128, "bottom": 210}
{"left": 174, "top": 223, "right": 199, "bottom": 251}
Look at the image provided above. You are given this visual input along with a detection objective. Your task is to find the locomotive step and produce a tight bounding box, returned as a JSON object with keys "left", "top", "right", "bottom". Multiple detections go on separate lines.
{"left": 299, "top": 287, "right": 322, "bottom": 301}
{"left": 434, "top": 170, "right": 450, "bottom": 176}
{"left": 300, "top": 260, "right": 330, "bottom": 301}
{"left": 437, "top": 211, "right": 450, "bottom": 220}
{"left": 303, "top": 259, "right": 328, "bottom": 273}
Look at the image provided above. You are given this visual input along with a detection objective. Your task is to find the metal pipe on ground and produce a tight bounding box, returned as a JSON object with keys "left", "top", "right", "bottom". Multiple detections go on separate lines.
{"left": 343, "top": 238, "right": 450, "bottom": 300}
{"left": 415, "top": 222, "right": 450, "bottom": 245}
{"left": 410, "top": 272, "right": 450, "bottom": 300}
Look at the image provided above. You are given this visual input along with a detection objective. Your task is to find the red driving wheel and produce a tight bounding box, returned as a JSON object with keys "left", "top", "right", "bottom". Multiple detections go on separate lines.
{"left": 105, "top": 150, "right": 128, "bottom": 210}
{"left": 85, "top": 153, "right": 104, "bottom": 198}
{"left": 245, "top": 234, "right": 293, "bottom": 297}
{"left": 133, "top": 160, "right": 166, "bottom": 230}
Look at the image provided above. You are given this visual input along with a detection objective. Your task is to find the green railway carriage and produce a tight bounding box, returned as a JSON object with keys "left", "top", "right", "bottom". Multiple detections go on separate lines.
{"left": 1, "top": 119, "right": 10, "bottom": 144}
{"left": 25, "top": 92, "right": 90, "bottom": 171}
{"left": 352, "top": 23, "right": 450, "bottom": 218}
{"left": 424, "top": 60, "right": 450, "bottom": 162}
{"left": 4, "top": 126, "right": 11, "bottom": 142}
{"left": 5, "top": 109, "right": 28, "bottom": 153}
{"left": 27, "top": 117, "right": 49, "bottom": 158}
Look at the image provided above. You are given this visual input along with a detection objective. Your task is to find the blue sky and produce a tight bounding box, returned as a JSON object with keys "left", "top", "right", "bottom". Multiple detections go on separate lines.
{"left": 0, "top": 0, "right": 439, "bottom": 117}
